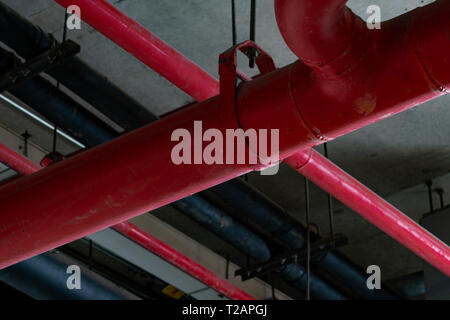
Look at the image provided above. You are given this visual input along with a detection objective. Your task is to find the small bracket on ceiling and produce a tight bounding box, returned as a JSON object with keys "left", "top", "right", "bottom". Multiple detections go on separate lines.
{"left": 0, "top": 40, "right": 80, "bottom": 93}
{"left": 235, "top": 233, "right": 348, "bottom": 281}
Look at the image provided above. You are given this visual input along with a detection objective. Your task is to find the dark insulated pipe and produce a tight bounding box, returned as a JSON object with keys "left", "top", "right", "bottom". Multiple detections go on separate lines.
{"left": 0, "top": 2, "right": 158, "bottom": 131}
{"left": 389, "top": 272, "right": 425, "bottom": 299}
{"left": 173, "top": 195, "right": 271, "bottom": 261}
{"left": 172, "top": 195, "right": 347, "bottom": 300}
{"left": 0, "top": 252, "right": 138, "bottom": 300}
{"left": 0, "top": 50, "right": 116, "bottom": 147}
{"left": 211, "top": 179, "right": 400, "bottom": 300}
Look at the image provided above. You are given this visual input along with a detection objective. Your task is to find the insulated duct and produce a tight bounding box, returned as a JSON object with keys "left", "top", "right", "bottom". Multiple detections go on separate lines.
{"left": 0, "top": 49, "right": 117, "bottom": 147}
{"left": 0, "top": 252, "right": 138, "bottom": 300}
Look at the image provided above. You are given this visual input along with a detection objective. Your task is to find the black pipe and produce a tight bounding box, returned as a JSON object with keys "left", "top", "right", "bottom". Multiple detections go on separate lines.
{"left": 0, "top": 49, "right": 116, "bottom": 147}
{"left": 0, "top": 251, "right": 138, "bottom": 300}
{"left": 389, "top": 271, "right": 425, "bottom": 299}
{"left": 10, "top": 77, "right": 116, "bottom": 147}
{"left": 0, "top": 2, "right": 158, "bottom": 131}
{"left": 211, "top": 178, "right": 401, "bottom": 300}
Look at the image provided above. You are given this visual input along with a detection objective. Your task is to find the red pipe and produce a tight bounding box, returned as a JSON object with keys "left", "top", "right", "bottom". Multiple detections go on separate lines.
{"left": 0, "top": 143, "right": 255, "bottom": 300}
{"left": 0, "top": 143, "right": 40, "bottom": 175}
{"left": 275, "top": 0, "right": 356, "bottom": 71}
{"left": 0, "top": 0, "right": 448, "bottom": 270}
{"left": 56, "top": 0, "right": 218, "bottom": 101}
{"left": 113, "top": 222, "right": 255, "bottom": 300}
{"left": 285, "top": 150, "right": 450, "bottom": 277}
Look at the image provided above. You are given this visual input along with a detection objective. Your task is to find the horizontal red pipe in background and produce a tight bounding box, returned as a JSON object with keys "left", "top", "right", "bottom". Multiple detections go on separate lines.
{"left": 56, "top": 0, "right": 219, "bottom": 102}
{"left": 285, "top": 150, "right": 450, "bottom": 277}
{"left": 0, "top": 142, "right": 255, "bottom": 300}
{"left": 0, "top": 143, "right": 39, "bottom": 175}
{"left": 113, "top": 222, "right": 255, "bottom": 300}
{"left": 275, "top": 0, "right": 358, "bottom": 72}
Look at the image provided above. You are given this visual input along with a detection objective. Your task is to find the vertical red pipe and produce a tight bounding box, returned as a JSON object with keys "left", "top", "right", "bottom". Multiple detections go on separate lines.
{"left": 0, "top": 143, "right": 255, "bottom": 300}
{"left": 285, "top": 150, "right": 450, "bottom": 277}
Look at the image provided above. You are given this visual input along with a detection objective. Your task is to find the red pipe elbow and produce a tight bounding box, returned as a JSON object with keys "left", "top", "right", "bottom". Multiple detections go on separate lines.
{"left": 274, "top": 0, "right": 366, "bottom": 74}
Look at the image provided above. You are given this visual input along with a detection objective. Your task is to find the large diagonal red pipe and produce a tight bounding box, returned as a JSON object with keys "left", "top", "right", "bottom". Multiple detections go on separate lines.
{"left": 0, "top": 0, "right": 447, "bottom": 274}
{"left": 0, "top": 144, "right": 255, "bottom": 300}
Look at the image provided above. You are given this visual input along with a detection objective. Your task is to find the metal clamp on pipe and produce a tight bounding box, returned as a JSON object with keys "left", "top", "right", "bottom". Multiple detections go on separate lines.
{"left": 0, "top": 40, "right": 80, "bottom": 92}
{"left": 235, "top": 234, "right": 348, "bottom": 281}
{"left": 218, "top": 40, "right": 278, "bottom": 171}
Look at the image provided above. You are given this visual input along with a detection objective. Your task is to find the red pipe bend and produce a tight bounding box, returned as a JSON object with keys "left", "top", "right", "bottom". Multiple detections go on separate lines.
{"left": 274, "top": 0, "right": 365, "bottom": 74}
{"left": 276, "top": 0, "right": 450, "bottom": 143}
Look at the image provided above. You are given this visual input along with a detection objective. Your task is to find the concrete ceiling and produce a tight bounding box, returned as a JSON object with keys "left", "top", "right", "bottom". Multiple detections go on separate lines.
{"left": 1, "top": 0, "right": 448, "bottom": 284}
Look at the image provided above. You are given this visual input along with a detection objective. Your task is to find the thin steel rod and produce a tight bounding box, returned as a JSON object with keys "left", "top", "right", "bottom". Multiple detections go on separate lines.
{"left": 427, "top": 180, "right": 434, "bottom": 213}
{"left": 231, "top": 0, "right": 237, "bottom": 46}
{"left": 304, "top": 177, "right": 311, "bottom": 300}
{"left": 323, "top": 143, "right": 334, "bottom": 238}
